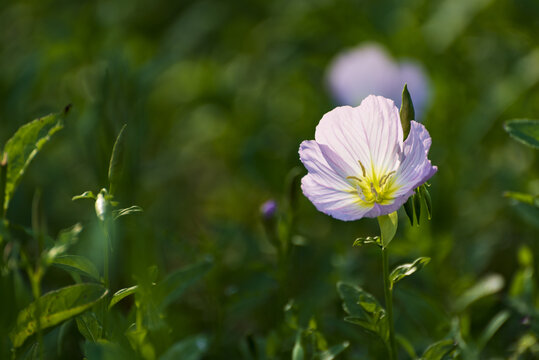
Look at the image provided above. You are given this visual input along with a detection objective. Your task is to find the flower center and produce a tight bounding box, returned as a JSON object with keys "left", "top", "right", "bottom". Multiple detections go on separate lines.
{"left": 347, "top": 160, "right": 398, "bottom": 206}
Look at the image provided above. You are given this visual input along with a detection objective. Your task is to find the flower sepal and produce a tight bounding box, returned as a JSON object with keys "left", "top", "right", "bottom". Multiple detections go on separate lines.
{"left": 377, "top": 211, "right": 398, "bottom": 247}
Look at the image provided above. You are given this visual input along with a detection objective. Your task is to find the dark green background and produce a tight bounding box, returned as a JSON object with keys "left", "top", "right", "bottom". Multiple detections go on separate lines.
{"left": 1, "top": 0, "right": 538, "bottom": 358}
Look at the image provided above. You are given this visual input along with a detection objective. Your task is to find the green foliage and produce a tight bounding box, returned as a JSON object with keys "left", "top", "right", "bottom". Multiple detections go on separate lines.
{"left": 352, "top": 236, "right": 381, "bottom": 248}
{"left": 389, "top": 257, "right": 430, "bottom": 290}
{"left": 10, "top": 283, "right": 108, "bottom": 348}
{"left": 51, "top": 255, "right": 100, "bottom": 282}
{"left": 109, "top": 285, "right": 138, "bottom": 309}
{"left": 337, "top": 282, "right": 388, "bottom": 342}
{"left": 420, "top": 339, "right": 457, "bottom": 360}
{"left": 108, "top": 124, "right": 127, "bottom": 196}
{"left": 156, "top": 257, "right": 213, "bottom": 309}
{"left": 159, "top": 335, "right": 209, "bottom": 360}
{"left": 76, "top": 312, "right": 103, "bottom": 342}
{"left": 454, "top": 274, "right": 505, "bottom": 312}
{"left": 504, "top": 119, "right": 539, "bottom": 149}
{"left": 2, "top": 108, "right": 68, "bottom": 211}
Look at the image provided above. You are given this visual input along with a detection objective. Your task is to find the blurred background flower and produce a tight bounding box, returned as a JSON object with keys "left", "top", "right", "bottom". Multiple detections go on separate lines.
{"left": 326, "top": 43, "right": 430, "bottom": 120}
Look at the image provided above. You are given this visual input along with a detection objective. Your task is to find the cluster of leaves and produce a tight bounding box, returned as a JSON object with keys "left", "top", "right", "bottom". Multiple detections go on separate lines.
{"left": 1, "top": 113, "right": 214, "bottom": 360}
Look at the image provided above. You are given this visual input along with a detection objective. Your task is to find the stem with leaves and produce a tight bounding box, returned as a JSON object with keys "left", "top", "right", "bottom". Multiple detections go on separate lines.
{"left": 377, "top": 212, "right": 399, "bottom": 360}
{"left": 382, "top": 246, "right": 397, "bottom": 360}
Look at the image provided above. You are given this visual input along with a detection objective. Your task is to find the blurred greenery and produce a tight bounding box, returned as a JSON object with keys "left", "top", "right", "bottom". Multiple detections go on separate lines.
{"left": 0, "top": 0, "right": 538, "bottom": 358}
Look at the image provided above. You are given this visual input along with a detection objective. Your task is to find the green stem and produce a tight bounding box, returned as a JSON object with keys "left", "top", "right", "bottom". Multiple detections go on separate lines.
{"left": 101, "top": 220, "right": 112, "bottom": 337}
{"left": 382, "top": 246, "right": 397, "bottom": 360}
{"left": 29, "top": 269, "right": 44, "bottom": 360}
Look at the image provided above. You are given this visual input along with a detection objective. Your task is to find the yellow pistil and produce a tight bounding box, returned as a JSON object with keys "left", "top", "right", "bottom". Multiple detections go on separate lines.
{"left": 346, "top": 163, "right": 399, "bottom": 206}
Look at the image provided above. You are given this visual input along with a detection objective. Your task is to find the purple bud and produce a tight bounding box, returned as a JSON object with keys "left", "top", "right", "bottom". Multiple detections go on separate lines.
{"left": 260, "top": 200, "right": 277, "bottom": 219}
{"left": 326, "top": 43, "right": 430, "bottom": 120}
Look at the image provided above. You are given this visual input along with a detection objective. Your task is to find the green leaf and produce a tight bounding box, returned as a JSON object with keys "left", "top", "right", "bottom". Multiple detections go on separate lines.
{"left": 377, "top": 211, "right": 398, "bottom": 247}
{"left": 292, "top": 330, "right": 304, "bottom": 360}
{"left": 44, "top": 223, "right": 83, "bottom": 262}
{"left": 10, "top": 283, "right": 108, "bottom": 348}
{"left": 477, "top": 310, "right": 510, "bottom": 350}
{"left": 72, "top": 191, "right": 96, "bottom": 201}
{"left": 3, "top": 108, "right": 69, "bottom": 211}
{"left": 113, "top": 206, "right": 143, "bottom": 220}
{"left": 504, "top": 191, "right": 539, "bottom": 207}
{"left": 420, "top": 185, "right": 433, "bottom": 220}
{"left": 317, "top": 341, "right": 349, "bottom": 360}
{"left": 156, "top": 257, "right": 213, "bottom": 308}
{"left": 454, "top": 274, "right": 505, "bottom": 312}
{"left": 390, "top": 257, "right": 431, "bottom": 289}
{"left": 108, "top": 124, "right": 127, "bottom": 196}
{"left": 159, "top": 335, "right": 209, "bottom": 360}
{"left": 84, "top": 339, "right": 130, "bottom": 360}
{"left": 109, "top": 285, "right": 138, "bottom": 309}
{"left": 52, "top": 255, "right": 100, "bottom": 281}
{"left": 396, "top": 334, "right": 417, "bottom": 359}
{"left": 504, "top": 119, "right": 539, "bottom": 149}
{"left": 403, "top": 196, "right": 415, "bottom": 226}
{"left": 414, "top": 188, "right": 422, "bottom": 225}
{"left": 352, "top": 236, "right": 381, "bottom": 248}
{"left": 420, "top": 339, "right": 457, "bottom": 360}
{"left": 337, "top": 282, "right": 388, "bottom": 341}
{"left": 400, "top": 83, "right": 415, "bottom": 140}
{"left": 76, "top": 312, "right": 102, "bottom": 342}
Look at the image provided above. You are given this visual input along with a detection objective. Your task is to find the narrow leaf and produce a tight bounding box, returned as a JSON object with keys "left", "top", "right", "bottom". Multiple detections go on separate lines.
{"left": 477, "top": 310, "right": 510, "bottom": 350}
{"left": 396, "top": 334, "right": 417, "bottom": 359}
{"left": 159, "top": 335, "right": 209, "bottom": 360}
{"left": 45, "top": 223, "right": 83, "bottom": 262}
{"left": 292, "top": 331, "right": 304, "bottom": 360}
{"left": 413, "top": 188, "right": 422, "bottom": 225}
{"left": 72, "top": 191, "right": 96, "bottom": 201}
{"left": 52, "top": 255, "right": 100, "bottom": 281}
{"left": 318, "top": 341, "right": 349, "bottom": 360}
{"left": 76, "top": 312, "right": 102, "bottom": 342}
{"left": 504, "top": 191, "right": 539, "bottom": 207}
{"left": 504, "top": 119, "right": 539, "bottom": 149}
{"left": 157, "top": 257, "right": 213, "bottom": 308}
{"left": 109, "top": 285, "right": 138, "bottom": 309}
{"left": 377, "top": 211, "right": 398, "bottom": 247}
{"left": 108, "top": 124, "right": 127, "bottom": 195}
{"left": 113, "top": 205, "right": 143, "bottom": 220}
{"left": 403, "top": 196, "right": 415, "bottom": 226}
{"left": 420, "top": 339, "right": 457, "bottom": 360}
{"left": 420, "top": 185, "right": 433, "bottom": 220}
{"left": 390, "top": 257, "right": 431, "bottom": 289}
{"left": 454, "top": 274, "right": 505, "bottom": 312}
{"left": 9, "top": 283, "right": 108, "bottom": 348}
{"left": 400, "top": 84, "right": 415, "bottom": 140}
{"left": 352, "top": 236, "right": 381, "bottom": 248}
{"left": 3, "top": 108, "right": 69, "bottom": 211}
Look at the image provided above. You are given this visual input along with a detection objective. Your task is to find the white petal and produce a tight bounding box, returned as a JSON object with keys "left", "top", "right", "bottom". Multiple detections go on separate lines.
{"left": 299, "top": 140, "right": 351, "bottom": 190}
{"left": 301, "top": 175, "right": 372, "bottom": 221}
{"left": 315, "top": 96, "right": 403, "bottom": 178}
{"left": 298, "top": 140, "right": 372, "bottom": 221}
{"left": 393, "top": 121, "right": 437, "bottom": 196}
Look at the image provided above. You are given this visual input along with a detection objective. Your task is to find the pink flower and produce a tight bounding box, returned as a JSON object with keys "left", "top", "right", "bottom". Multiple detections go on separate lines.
{"left": 299, "top": 95, "right": 437, "bottom": 221}
{"left": 327, "top": 44, "right": 430, "bottom": 120}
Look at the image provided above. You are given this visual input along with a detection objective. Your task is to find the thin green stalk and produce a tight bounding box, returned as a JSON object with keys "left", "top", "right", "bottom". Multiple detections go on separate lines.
{"left": 29, "top": 269, "right": 44, "bottom": 360}
{"left": 382, "top": 246, "right": 397, "bottom": 360}
{"left": 102, "top": 221, "right": 112, "bottom": 336}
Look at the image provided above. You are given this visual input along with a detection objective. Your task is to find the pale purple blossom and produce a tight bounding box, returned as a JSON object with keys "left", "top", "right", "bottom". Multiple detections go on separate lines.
{"left": 327, "top": 44, "right": 430, "bottom": 120}
{"left": 299, "top": 95, "right": 437, "bottom": 221}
